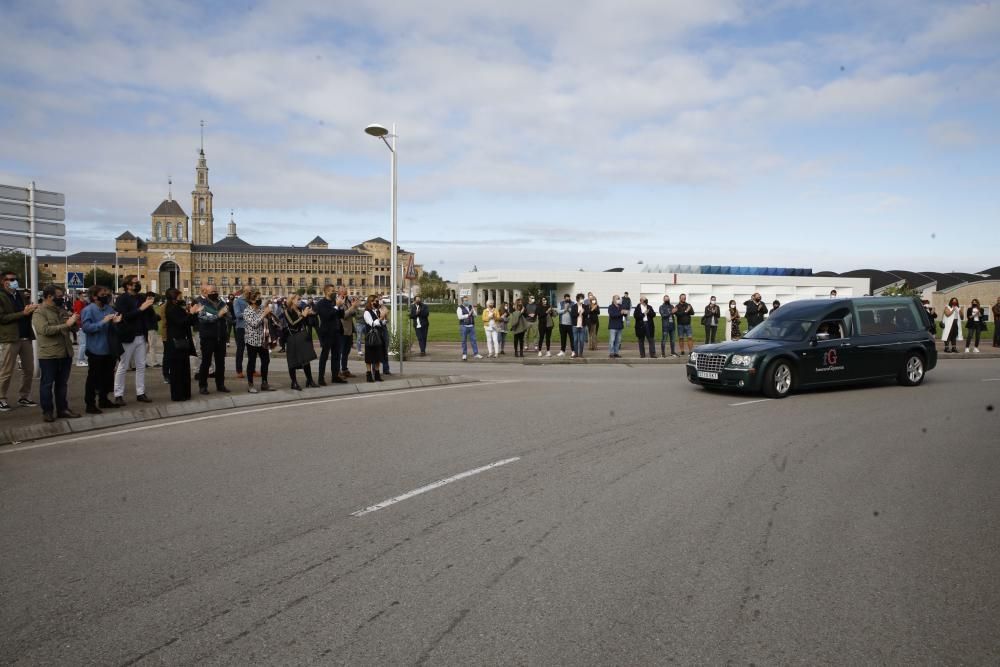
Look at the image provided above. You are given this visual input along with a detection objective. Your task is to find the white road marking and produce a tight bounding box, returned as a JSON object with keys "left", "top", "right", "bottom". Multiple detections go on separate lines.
{"left": 0, "top": 382, "right": 505, "bottom": 455}
{"left": 981, "top": 378, "right": 1000, "bottom": 382}
{"left": 351, "top": 457, "right": 521, "bottom": 517}
{"left": 729, "top": 399, "right": 771, "bottom": 407}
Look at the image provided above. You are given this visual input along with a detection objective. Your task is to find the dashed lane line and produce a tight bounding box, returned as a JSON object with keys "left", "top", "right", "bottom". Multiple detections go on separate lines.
{"left": 350, "top": 457, "right": 521, "bottom": 517}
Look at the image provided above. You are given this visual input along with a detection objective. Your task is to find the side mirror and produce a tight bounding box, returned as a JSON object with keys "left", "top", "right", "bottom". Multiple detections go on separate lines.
{"left": 813, "top": 332, "right": 831, "bottom": 344}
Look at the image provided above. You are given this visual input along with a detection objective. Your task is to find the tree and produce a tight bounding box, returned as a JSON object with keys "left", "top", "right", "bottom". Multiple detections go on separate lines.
{"left": 881, "top": 284, "right": 923, "bottom": 297}
{"left": 0, "top": 248, "right": 27, "bottom": 279}
{"left": 418, "top": 269, "right": 449, "bottom": 301}
{"left": 520, "top": 282, "right": 545, "bottom": 302}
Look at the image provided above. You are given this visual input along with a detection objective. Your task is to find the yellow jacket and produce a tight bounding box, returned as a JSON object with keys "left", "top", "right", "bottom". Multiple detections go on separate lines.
{"left": 482, "top": 307, "right": 499, "bottom": 328}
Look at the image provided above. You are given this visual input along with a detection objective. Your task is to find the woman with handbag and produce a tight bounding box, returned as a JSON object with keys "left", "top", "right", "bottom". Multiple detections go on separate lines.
{"left": 727, "top": 301, "right": 742, "bottom": 341}
{"left": 284, "top": 295, "right": 318, "bottom": 389}
{"left": 242, "top": 291, "right": 275, "bottom": 393}
{"left": 163, "top": 288, "right": 201, "bottom": 401}
{"left": 508, "top": 298, "right": 527, "bottom": 357}
{"left": 362, "top": 295, "right": 385, "bottom": 382}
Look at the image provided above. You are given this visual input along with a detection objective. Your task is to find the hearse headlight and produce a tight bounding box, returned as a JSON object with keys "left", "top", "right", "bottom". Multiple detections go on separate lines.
{"left": 729, "top": 354, "right": 755, "bottom": 367}
{"left": 689, "top": 352, "right": 699, "bottom": 364}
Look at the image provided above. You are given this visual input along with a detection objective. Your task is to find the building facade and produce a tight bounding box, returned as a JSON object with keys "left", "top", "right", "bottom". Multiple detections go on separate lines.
{"left": 37, "top": 146, "right": 422, "bottom": 297}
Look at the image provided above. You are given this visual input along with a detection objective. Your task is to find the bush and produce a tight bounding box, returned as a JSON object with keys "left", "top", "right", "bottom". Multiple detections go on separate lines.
{"left": 388, "top": 323, "right": 413, "bottom": 360}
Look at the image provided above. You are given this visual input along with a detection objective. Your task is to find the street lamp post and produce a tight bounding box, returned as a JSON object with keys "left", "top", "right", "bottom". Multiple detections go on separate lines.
{"left": 364, "top": 122, "right": 401, "bottom": 375}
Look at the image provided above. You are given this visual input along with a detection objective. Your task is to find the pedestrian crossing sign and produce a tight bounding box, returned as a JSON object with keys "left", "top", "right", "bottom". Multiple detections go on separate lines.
{"left": 66, "top": 271, "right": 85, "bottom": 289}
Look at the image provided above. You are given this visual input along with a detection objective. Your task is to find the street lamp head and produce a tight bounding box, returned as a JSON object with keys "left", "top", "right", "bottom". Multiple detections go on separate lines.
{"left": 364, "top": 124, "right": 389, "bottom": 138}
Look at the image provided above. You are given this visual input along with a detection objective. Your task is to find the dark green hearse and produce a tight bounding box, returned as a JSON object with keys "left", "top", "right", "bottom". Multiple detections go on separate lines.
{"left": 686, "top": 297, "right": 937, "bottom": 398}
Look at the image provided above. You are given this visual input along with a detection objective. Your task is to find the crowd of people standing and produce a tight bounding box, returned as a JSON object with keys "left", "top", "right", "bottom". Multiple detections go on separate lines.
{"left": 2, "top": 270, "right": 999, "bottom": 422}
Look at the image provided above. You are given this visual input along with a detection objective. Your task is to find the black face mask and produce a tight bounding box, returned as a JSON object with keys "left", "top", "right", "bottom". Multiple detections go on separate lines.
{"left": 132, "top": 283, "right": 142, "bottom": 293}
{"left": 98, "top": 294, "right": 111, "bottom": 305}
{"left": 53, "top": 297, "right": 65, "bottom": 308}
{"left": 208, "top": 292, "right": 219, "bottom": 301}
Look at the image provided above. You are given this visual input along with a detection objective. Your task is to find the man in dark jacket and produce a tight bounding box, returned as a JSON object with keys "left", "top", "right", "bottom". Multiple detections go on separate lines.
{"left": 196, "top": 285, "right": 232, "bottom": 394}
{"left": 113, "top": 274, "right": 156, "bottom": 405}
{"left": 409, "top": 296, "right": 430, "bottom": 356}
{"left": 659, "top": 295, "right": 677, "bottom": 357}
{"left": 744, "top": 293, "right": 768, "bottom": 330}
{"left": 0, "top": 271, "right": 38, "bottom": 411}
{"left": 633, "top": 298, "right": 657, "bottom": 358}
{"left": 315, "top": 285, "right": 346, "bottom": 384}
{"left": 674, "top": 294, "right": 695, "bottom": 356}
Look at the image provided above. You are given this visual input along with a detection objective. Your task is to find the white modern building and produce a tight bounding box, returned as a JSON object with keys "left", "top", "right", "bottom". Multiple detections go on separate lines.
{"left": 458, "top": 269, "right": 870, "bottom": 310}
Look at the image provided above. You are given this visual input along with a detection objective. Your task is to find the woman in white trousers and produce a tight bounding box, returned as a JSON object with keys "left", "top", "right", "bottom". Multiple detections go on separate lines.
{"left": 482, "top": 301, "right": 500, "bottom": 358}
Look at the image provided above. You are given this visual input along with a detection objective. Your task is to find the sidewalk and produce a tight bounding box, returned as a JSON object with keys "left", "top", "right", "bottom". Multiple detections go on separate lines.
{"left": 0, "top": 346, "right": 475, "bottom": 445}
{"left": 405, "top": 341, "right": 1000, "bottom": 364}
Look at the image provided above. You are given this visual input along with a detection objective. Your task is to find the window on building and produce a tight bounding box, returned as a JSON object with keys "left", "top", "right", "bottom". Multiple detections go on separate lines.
{"left": 286, "top": 277, "right": 293, "bottom": 286}
{"left": 299, "top": 277, "right": 306, "bottom": 286}
{"left": 311, "top": 277, "right": 318, "bottom": 286}
{"left": 361, "top": 278, "right": 367, "bottom": 286}
{"left": 155, "top": 222, "right": 162, "bottom": 240}
{"left": 336, "top": 278, "right": 342, "bottom": 287}
{"left": 248, "top": 277, "right": 255, "bottom": 286}
{"left": 234, "top": 277, "right": 241, "bottom": 286}
{"left": 221, "top": 277, "right": 229, "bottom": 287}
{"left": 207, "top": 277, "right": 215, "bottom": 285}
{"left": 193, "top": 277, "right": 202, "bottom": 287}
{"left": 324, "top": 277, "right": 331, "bottom": 285}
{"left": 259, "top": 277, "right": 265, "bottom": 286}
{"left": 349, "top": 278, "right": 355, "bottom": 287}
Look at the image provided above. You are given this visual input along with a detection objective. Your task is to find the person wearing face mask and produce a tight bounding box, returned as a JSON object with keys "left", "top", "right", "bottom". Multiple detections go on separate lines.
{"left": 112, "top": 274, "right": 156, "bottom": 406}
{"left": 456, "top": 296, "right": 483, "bottom": 361}
{"left": 727, "top": 300, "right": 742, "bottom": 341}
{"left": 556, "top": 293, "right": 573, "bottom": 356}
{"left": 508, "top": 298, "right": 527, "bottom": 357}
{"left": 771, "top": 299, "right": 781, "bottom": 312}
{"left": 941, "top": 297, "right": 963, "bottom": 353}
{"left": 409, "top": 295, "right": 430, "bottom": 356}
{"left": 659, "top": 295, "right": 677, "bottom": 358}
{"left": 965, "top": 298, "right": 986, "bottom": 354}
{"left": 703, "top": 296, "right": 721, "bottom": 344}
{"left": 80, "top": 285, "right": 123, "bottom": 413}
{"left": 482, "top": 300, "right": 500, "bottom": 358}
{"left": 620, "top": 292, "right": 632, "bottom": 328}
{"left": 570, "top": 293, "right": 588, "bottom": 358}
{"left": 523, "top": 295, "right": 539, "bottom": 353}
{"left": 743, "top": 293, "right": 768, "bottom": 330}
{"left": 196, "top": 285, "right": 233, "bottom": 394}
{"left": 0, "top": 271, "right": 39, "bottom": 412}
{"left": 633, "top": 297, "right": 657, "bottom": 358}
{"left": 586, "top": 297, "right": 601, "bottom": 351}
{"left": 607, "top": 295, "right": 625, "bottom": 358}
{"left": 537, "top": 296, "right": 556, "bottom": 357}
{"left": 31, "top": 285, "right": 81, "bottom": 422}
{"left": 674, "top": 294, "right": 695, "bottom": 355}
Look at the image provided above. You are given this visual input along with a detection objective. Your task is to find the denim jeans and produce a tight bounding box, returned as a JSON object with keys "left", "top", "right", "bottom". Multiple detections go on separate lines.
{"left": 75, "top": 329, "right": 88, "bottom": 363}
{"left": 660, "top": 327, "right": 676, "bottom": 355}
{"left": 572, "top": 326, "right": 587, "bottom": 357}
{"left": 608, "top": 328, "right": 622, "bottom": 355}
{"left": 39, "top": 356, "right": 71, "bottom": 415}
{"left": 460, "top": 325, "right": 479, "bottom": 356}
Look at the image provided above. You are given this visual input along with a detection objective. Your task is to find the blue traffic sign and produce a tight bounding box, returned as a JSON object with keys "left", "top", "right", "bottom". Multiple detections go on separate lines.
{"left": 66, "top": 272, "right": 85, "bottom": 289}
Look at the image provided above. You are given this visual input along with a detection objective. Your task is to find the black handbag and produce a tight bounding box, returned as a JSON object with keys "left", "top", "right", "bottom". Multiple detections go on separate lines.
{"left": 365, "top": 326, "right": 383, "bottom": 347}
{"left": 172, "top": 337, "right": 190, "bottom": 353}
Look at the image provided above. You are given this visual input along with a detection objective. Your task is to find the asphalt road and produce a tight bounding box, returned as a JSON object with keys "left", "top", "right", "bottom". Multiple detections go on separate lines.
{"left": 1, "top": 359, "right": 998, "bottom": 665}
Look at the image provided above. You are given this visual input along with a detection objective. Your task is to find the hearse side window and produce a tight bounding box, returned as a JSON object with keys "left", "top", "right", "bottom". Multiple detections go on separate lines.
{"left": 855, "top": 301, "right": 922, "bottom": 335}
{"left": 816, "top": 320, "right": 845, "bottom": 339}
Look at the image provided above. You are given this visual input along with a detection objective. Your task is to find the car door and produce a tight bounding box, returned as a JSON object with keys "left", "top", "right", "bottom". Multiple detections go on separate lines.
{"left": 798, "top": 318, "right": 854, "bottom": 385}
{"left": 851, "top": 302, "right": 897, "bottom": 378}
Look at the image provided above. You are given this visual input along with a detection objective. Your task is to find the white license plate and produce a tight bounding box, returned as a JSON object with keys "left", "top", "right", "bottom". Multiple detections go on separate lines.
{"left": 697, "top": 371, "right": 719, "bottom": 380}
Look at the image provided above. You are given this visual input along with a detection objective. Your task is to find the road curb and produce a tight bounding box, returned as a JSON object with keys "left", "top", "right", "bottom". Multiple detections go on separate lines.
{"left": 0, "top": 375, "right": 477, "bottom": 446}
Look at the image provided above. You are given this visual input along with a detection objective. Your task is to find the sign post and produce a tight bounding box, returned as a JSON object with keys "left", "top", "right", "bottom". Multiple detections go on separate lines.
{"left": 1, "top": 182, "right": 66, "bottom": 379}
{"left": 66, "top": 272, "right": 85, "bottom": 291}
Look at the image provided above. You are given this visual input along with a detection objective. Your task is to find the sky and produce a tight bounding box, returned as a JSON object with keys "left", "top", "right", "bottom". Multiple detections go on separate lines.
{"left": 1, "top": 0, "right": 998, "bottom": 280}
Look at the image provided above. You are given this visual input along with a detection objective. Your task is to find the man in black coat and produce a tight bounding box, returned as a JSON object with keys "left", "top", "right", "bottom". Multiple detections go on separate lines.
{"left": 409, "top": 296, "right": 430, "bottom": 356}
{"left": 316, "top": 285, "right": 346, "bottom": 384}
{"left": 196, "top": 286, "right": 232, "bottom": 394}
{"left": 744, "top": 293, "right": 769, "bottom": 330}
{"left": 633, "top": 298, "right": 657, "bottom": 358}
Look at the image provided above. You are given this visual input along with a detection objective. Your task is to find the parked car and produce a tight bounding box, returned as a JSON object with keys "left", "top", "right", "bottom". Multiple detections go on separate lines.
{"left": 686, "top": 297, "right": 937, "bottom": 398}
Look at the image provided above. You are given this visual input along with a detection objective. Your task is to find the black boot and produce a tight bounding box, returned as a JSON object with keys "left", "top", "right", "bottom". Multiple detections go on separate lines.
{"left": 374, "top": 370, "right": 383, "bottom": 382}
{"left": 366, "top": 371, "right": 374, "bottom": 383}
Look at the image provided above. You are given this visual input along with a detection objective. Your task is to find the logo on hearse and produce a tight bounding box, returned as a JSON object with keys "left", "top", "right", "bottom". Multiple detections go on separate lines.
{"left": 824, "top": 349, "right": 838, "bottom": 366}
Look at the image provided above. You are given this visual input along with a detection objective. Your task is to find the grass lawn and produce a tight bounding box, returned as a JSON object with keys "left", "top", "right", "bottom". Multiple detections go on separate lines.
{"left": 397, "top": 312, "right": 997, "bottom": 345}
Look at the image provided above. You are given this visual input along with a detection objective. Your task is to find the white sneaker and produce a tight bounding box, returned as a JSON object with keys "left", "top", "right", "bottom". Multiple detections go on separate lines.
{"left": 557, "top": 351, "right": 564, "bottom": 357}
{"left": 537, "top": 351, "right": 543, "bottom": 357}
{"left": 474, "top": 354, "right": 483, "bottom": 359}
{"left": 462, "top": 354, "right": 467, "bottom": 360}
{"left": 973, "top": 347, "right": 980, "bottom": 353}
{"left": 570, "top": 351, "right": 576, "bottom": 358}
{"left": 964, "top": 348, "right": 970, "bottom": 353}
{"left": 76, "top": 361, "right": 88, "bottom": 367}
{"left": 546, "top": 351, "right": 551, "bottom": 357}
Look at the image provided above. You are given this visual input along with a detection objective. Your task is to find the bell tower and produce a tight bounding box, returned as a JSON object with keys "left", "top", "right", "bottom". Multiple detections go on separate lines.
{"left": 191, "top": 121, "right": 214, "bottom": 245}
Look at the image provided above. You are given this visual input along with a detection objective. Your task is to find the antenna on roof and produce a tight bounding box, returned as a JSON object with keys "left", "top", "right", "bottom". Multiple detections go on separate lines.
{"left": 200, "top": 119, "right": 205, "bottom": 153}
{"left": 168, "top": 176, "right": 172, "bottom": 200}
